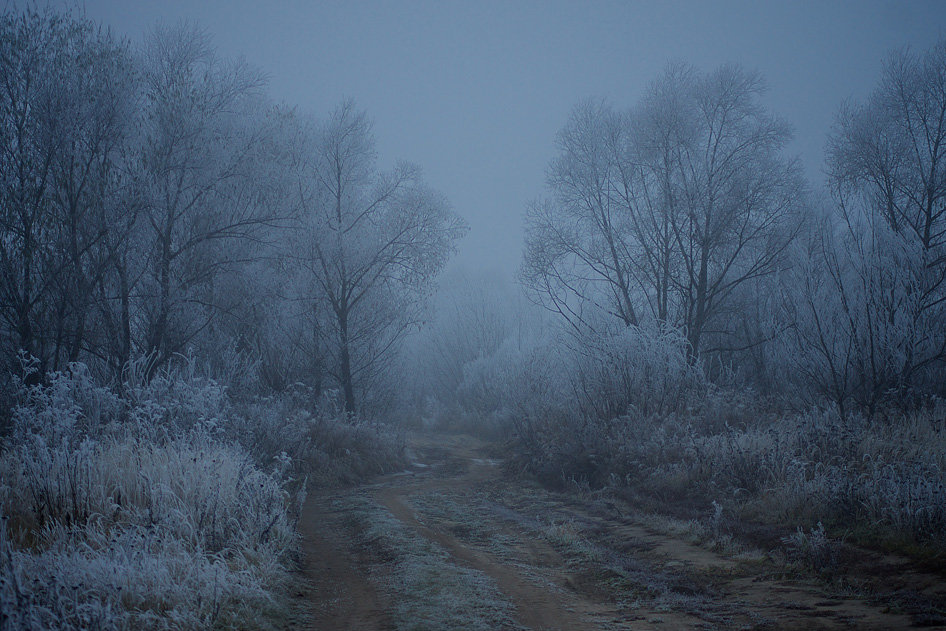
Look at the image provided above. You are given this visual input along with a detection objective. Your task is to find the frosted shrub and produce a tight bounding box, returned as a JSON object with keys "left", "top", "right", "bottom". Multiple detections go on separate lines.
{"left": 462, "top": 324, "right": 713, "bottom": 485}
{"left": 573, "top": 323, "right": 707, "bottom": 420}
{"left": 743, "top": 408, "right": 946, "bottom": 545}
{"left": 781, "top": 522, "right": 842, "bottom": 575}
{"left": 636, "top": 405, "right": 946, "bottom": 549}
{"left": 228, "top": 392, "right": 317, "bottom": 474}
{"left": 456, "top": 339, "right": 526, "bottom": 427}
{"left": 458, "top": 335, "right": 574, "bottom": 439}
{"left": 3, "top": 434, "right": 293, "bottom": 548}
{"left": 304, "top": 409, "right": 406, "bottom": 484}
{"left": 824, "top": 459, "right": 946, "bottom": 545}
{"left": 0, "top": 364, "right": 298, "bottom": 629}
{"left": 10, "top": 359, "right": 124, "bottom": 442}
{"left": 127, "top": 370, "right": 230, "bottom": 438}
{"left": 230, "top": 387, "right": 406, "bottom": 486}
{"left": 509, "top": 363, "right": 946, "bottom": 552}
{"left": 1, "top": 521, "right": 284, "bottom": 630}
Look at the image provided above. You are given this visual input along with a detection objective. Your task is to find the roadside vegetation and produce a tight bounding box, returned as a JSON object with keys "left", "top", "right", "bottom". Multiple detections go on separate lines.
{"left": 420, "top": 316, "right": 946, "bottom": 569}
{"left": 0, "top": 357, "right": 404, "bottom": 629}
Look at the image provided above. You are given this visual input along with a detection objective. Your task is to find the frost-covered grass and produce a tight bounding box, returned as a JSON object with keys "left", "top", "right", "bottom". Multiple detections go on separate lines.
{"left": 656, "top": 404, "right": 946, "bottom": 552}
{"left": 0, "top": 364, "right": 298, "bottom": 629}
{"left": 510, "top": 377, "right": 946, "bottom": 556}
{"left": 774, "top": 413, "right": 945, "bottom": 551}
{"left": 1, "top": 522, "right": 290, "bottom": 630}
{"left": 0, "top": 360, "right": 404, "bottom": 629}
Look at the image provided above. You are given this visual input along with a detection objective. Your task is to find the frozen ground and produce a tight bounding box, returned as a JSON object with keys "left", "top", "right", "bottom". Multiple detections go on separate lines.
{"left": 294, "top": 433, "right": 946, "bottom": 630}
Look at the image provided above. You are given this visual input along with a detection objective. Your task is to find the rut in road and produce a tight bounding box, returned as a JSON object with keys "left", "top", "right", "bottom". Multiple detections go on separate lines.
{"left": 298, "top": 433, "right": 942, "bottom": 631}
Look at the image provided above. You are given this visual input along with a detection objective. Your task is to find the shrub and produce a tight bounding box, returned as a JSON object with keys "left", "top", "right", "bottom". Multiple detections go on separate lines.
{"left": 0, "top": 363, "right": 297, "bottom": 630}
{"left": 505, "top": 341, "right": 946, "bottom": 554}
{"left": 571, "top": 323, "right": 708, "bottom": 420}
{"left": 457, "top": 334, "right": 574, "bottom": 439}
{"left": 781, "top": 522, "right": 843, "bottom": 576}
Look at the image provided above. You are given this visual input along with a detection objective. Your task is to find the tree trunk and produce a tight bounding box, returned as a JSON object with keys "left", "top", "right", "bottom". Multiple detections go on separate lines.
{"left": 337, "top": 308, "right": 356, "bottom": 417}
{"left": 688, "top": 240, "right": 710, "bottom": 361}
{"left": 148, "top": 230, "right": 172, "bottom": 378}
{"left": 118, "top": 256, "right": 131, "bottom": 374}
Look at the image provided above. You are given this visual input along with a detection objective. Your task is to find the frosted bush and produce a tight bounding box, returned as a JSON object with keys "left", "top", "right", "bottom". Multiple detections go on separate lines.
{"left": 781, "top": 521, "right": 842, "bottom": 575}
{"left": 304, "top": 410, "right": 406, "bottom": 484}
{"left": 10, "top": 359, "right": 123, "bottom": 443}
{"left": 127, "top": 371, "right": 230, "bottom": 439}
{"left": 456, "top": 339, "right": 525, "bottom": 426}
{"left": 1, "top": 521, "right": 284, "bottom": 630}
{"left": 460, "top": 324, "right": 713, "bottom": 484}
{"left": 0, "top": 434, "right": 296, "bottom": 628}
{"left": 227, "top": 386, "right": 406, "bottom": 486}
{"left": 0, "top": 364, "right": 299, "bottom": 629}
{"left": 458, "top": 335, "right": 574, "bottom": 437}
{"left": 507, "top": 362, "right": 946, "bottom": 550}
{"left": 572, "top": 323, "right": 707, "bottom": 420}
{"left": 649, "top": 405, "right": 946, "bottom": 546}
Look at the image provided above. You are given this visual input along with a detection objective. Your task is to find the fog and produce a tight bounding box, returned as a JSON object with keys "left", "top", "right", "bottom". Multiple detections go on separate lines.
{"left": 3, "top": 3, "right": 946, "bottom": 629}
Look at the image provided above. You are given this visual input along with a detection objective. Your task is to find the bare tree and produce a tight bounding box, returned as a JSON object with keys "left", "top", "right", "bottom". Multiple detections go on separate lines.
{"left": 293, "top": 101, "right": 466, "bottom": 415}
{"left": 523, "top": 64, "right": 805, "bottom": 360}
{"left": 794, "top": 41, "right": 946, "bottom": 412}
{"left": 651, "top": 65, "right": 804, "bottom": 356}
{"left": 522, "top": 101, "right": 640, "bottom": 334}
{"left": 48, "top": 22, "right": 137, "bottom": 371}
{"left": 0, "top": 10, "right": 136, "bottom": 376}
{"left": 134, "top": 23, "right": 282, "bottom": 373}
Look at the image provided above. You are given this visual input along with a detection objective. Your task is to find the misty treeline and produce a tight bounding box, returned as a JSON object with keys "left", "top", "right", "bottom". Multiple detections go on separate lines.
{"left": 0, "top": 9, "right": 465, "bottom": 418}
{"left": 417, "top": 50, "right": 946, "bottom": 426}
{"left": 6, "top": 6, "right": 943, "bottom": 426}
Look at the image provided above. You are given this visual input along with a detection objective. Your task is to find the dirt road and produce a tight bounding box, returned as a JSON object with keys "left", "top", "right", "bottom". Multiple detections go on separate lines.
{"left": 297, "top": 433, "right": 946, "bottom": 630}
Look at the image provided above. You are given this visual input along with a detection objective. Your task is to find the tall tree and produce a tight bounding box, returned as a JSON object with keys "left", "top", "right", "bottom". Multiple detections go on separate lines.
{"left": 0, "top": 9, "right": 135, "bottom": 375}
{"left": 294, "top": 101, "right": 466, "bottom": 415}
{"left": 793, "top": 40, "right": 946, "bottom": 412}
{"left": 660, "top": 64, "right": 804, "bottom": 356}
{"left": 523, "top": 64, "right": 805, "bottom": 359}
{"left": 522, "top": 101, "right": 640, "bottom": 334}
{"left": 135, "top": 23, "right": 281, "bottom": 372}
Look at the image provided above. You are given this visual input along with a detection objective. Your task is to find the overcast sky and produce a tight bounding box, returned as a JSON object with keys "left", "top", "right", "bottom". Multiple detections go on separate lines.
{"left": 24, "top": 0, "right": 946, "bottom": 278}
